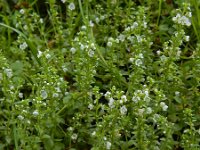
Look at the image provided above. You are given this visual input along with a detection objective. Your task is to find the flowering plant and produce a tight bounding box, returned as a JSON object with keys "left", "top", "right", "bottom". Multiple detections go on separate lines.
{"left": 0, "top": 0, "right": 200, "bottom": 149}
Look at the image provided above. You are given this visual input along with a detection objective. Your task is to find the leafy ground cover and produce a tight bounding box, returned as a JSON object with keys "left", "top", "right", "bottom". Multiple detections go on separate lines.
{"left": 0, "top": 0, "right": 200, "bottom": 149}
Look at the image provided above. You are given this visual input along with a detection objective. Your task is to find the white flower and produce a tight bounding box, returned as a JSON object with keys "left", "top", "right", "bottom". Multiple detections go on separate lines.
{"left": 41, "top": 90, "right": 48, "bottom": 99}
{"left": 95, "top": 17, "right": 100, "bottom": 23}
{"left": 104, "top": 91, "right": 111, "bottom": 98}
{"left": 19, "top": 42, "right": 28, "bottom": 50}
{"left": 138, "top": 53, "right": 144, "bottom": 59}
{"left": 67, "top": 127, "right": 74, "bottom": 131}
{"left": 108, "top": 98, "right": 115, "bottom": 108}
{"left": 68, "top": 2, "right": 75, "bottom": 10}
{"left": 88, "top": 49, "right": 94, "bottom": 57}
{"left": 53, "top": 93, "right": 59, "bottom": 98}
{"left": 172, "top": 13, "right": 191, "bottom": 26}
{"left": 118, "top": 34, "right": 125, "bottom": 42}
{"left": 106, "top": 141, "right": 112, "bottom": 150}
{"left": 81, "top": 25, "right": 87, "bottom": 30}
{"left": 19, "top": 9, "right": 25, "bottom": 14}
{"left": 91, "top": 131, "right": 96, "bottom": 136}
{"left": 131, "top": 22, "right": 138, "bottom": 29}
{"left": 45, "top": 53, "right": 51, "bottom": 59}
{"left": 138, "top": 108, "right": 145, "bottom": 116}
{"left": 181, "top": 16, "right": 191, "bottom": 26}
{"left": 88, "top": 103, "right": 94, "bottom": 110}
{"left": 132, "top": 96, "right": 140, "bottom": 103}
{"left": 61, "top": 0, "right": 66, "bottom": 3}
{"left": 175, "top": 91, "right": 180, "bottom": 96}
{"left": 129, "top": 57, "right": 134, "bottom": 63}
{"left": 157, "top": 50, "right": 161, "bottom": 55}
{"left": 18, "top": 92, "right": 23, "bottom": 98}
{"left": 185, "top": 36, "right": 190, "bottom": 42}
{"left": 160, "top": 102, "right": 168, "bottom": 111}
{"left": 146, "top": 107, "right": 152, "bottom": 114}
{"left": 39, "top": 18, "right": 43, "bottom": 24}
{"left": 18, "top": 115, "right": 24, "bottom": 120}
{"left": 121, "top": 95, "right": 127, "bottom": 103}
{"left": 23, "top": 25, "right": 28, "bottom": 30}
{"left": 37, "top": 50, "right": 43, "bottom": 58}
{"left": 55, "top": 87, "right": 61, "bottom": 93}
{"left": 107, "top": 41, "right": 112, "bottom": 47}
{"left": 71, "top": 133, "right": 78, "bottom": 140}
{"left": 33, "top": 110, "right": 39, "bottom": 116}
{"left": 80, "top": 44, "right": 85, "bottom": 50}
{"left": 89, "top": 20, "right": 94, "bottom": 27}
{"left": 70, "top": 47, "right": 76, "bottom": 54}
{"left": 4, "top": 69, "right": 13, "bottom": 78}
{"left": 120, "top": 105, "right": 127, "bottom": 115}
{"left": 135, "top": 59, "right": 143, "bottom": 66}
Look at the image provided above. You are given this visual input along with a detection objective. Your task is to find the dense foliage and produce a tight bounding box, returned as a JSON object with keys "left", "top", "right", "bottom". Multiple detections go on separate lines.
{"left": 0, "top": 0, "right": 200, "bottom": 149}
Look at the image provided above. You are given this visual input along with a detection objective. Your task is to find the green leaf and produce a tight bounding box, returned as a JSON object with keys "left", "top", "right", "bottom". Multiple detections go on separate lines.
{"left": 10, "top": 60, "right": 24, "bottom": 75}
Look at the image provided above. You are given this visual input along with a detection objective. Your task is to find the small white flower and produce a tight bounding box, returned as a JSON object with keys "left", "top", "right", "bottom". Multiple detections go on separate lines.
{"left": 71, "top": 133, "right": 78, "bottom": 140}
{"left": 70, "top": 47, "right": 76, "bottom": 54}
{"left": 19, "top": 9, "right": 25, "bottom": 14}
{"left": 121, "top": 95, "right": 127, "bottom": 103}
{"left": 23, "top": 25, "right": 28, "bottom": 30}
{"left": 157, "top": 50, "right": 161, "bottom": 55}
{"left": 88, "top": 103, "right": 94, "bottom": 110}
{"left": 160, "top": 102, "right": 168, "bottom": 111}
{"left": 100, "top": 15, "right": 105, "bottom": 20}
{"left": 81, "top": 25, "right": 87, "bottom": 30}
{"left": 104, "top": 91, "right": 111, "bottom": 98}
{"left": 19, "top": 42, "right": 28, "bottom": 50}
{"left": 185, "top": 36, "right": 190, "bottom": 42}
{"left": 131, "top": 22, "right": 138, "bottom": 29}
{"left": 91, "top": 131, "right": 96, "bottom": 136}
{"left": 33, "top": 110, "right": 39, "bottom": 116}
{"left": 143, "top": 21, "right": 147, "bottom": 28}
{"left": 106, "top": 141, "right": 112, "bottom": 150}
{"left": 62, "top": 66, "right": 68, "bottom": 72}
{"left": 41, "top": 90, "right": 48, "bottom": 99}
{"left": 68, "top": 2, "right": 75, "bottom": 10}
{"left": 135, "top": 59, "right": 143, "bottom": 66}
{"left": 108, "top": 98, "right": 115, "bottom": 108}
{"left": 37, "top": 50, "right": 43, "bottom": 58}
{"left": 18, "top": 115, "right": 24, "bottom": 120}
{"left": 136, "top": 35, "right": 142, "bottom": 43}
{"left": 88, "top": 49, "right": 94, "bottom": 57}
{"left": 120, "top": 105, "right": 127, "bottom": 115}
{"left": 45, "top": 53, "right": 51, "bottom": 59}
{"left": 95, "top": 17, "right": 100, "bottom": 23}
{"left": 39, "top": 18, "right": 43, "bottom": 24}
{"left": 4, "top": 69, "right": 13, "bottom": 78}
{"left": 175, "top": 91, "right": 180, "bottom": 96}
{"left": 107, "top": 41, "right": 112, "bottom": 47}
{"left": 55, "top": 87, "right": 61, "bottom": 93}
{"left": 129, "top": 57, "right": 134, "bottom": 63}
{"left": 61, "top": 0, "right": 66, "bottom": 3}
{"left": 80, "top": 44, "right": 85, "bottom": 50}
{"left": 138, "top": 53, "right": 144, "bottom": 59}
{"left": 118, "top": 34, "right": 125, "bottom": 42}
{"left": 53, "top": 93, "right": 59, "bottom": 98}
{"left": 18, "top": 92, "right": 23, "bottom": 98}
{"left": 138, "top": 108, "right": 145, "bottom": 116}
{"left": 67, "top": 127, "right": 74, "bottom": 131}
{"left": 146, "top": 107, "right": 152, "bottom": 114}
{"left": 132, "top": 96, "right": 140, "bottom": 103}
{"left": 89, "top": 20, "right": 94, "bottom": 27}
